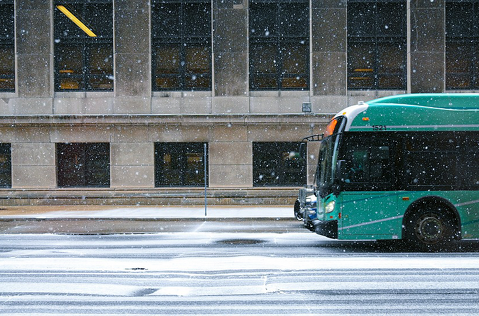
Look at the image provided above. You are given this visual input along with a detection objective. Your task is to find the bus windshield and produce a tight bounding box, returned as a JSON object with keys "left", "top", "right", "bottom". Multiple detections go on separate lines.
{"left": 316, "top": 116, "right": 346, "bottom": 197}
{"left": 317, "top": 133, "right": 341, "bottom": 198}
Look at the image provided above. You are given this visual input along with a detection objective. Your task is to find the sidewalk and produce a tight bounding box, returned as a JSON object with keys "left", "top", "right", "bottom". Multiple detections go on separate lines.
{"left": 0, "top": 205, "right": 294, "bottom": 220}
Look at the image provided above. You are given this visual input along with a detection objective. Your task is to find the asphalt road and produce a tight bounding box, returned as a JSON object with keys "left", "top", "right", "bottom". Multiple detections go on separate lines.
{"left": 1, "top": 220, "right": 479, "bottom": 314}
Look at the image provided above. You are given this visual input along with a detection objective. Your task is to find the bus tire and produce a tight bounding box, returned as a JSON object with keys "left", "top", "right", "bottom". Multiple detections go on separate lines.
{"left": 404, "top": 208, "right": 456, "bottom": 250}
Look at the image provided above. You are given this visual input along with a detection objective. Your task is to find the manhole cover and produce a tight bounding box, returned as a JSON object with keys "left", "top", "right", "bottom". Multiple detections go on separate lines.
{"left": 217, "top": 239, "right": 265, "bottom": 245}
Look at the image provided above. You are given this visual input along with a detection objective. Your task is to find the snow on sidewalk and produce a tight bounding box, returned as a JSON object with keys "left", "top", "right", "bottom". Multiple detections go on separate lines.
{"left": 0, "top": 205, "right": 294, "bottom": 219}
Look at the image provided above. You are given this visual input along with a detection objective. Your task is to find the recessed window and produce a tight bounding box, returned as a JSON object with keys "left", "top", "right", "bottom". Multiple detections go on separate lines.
{"left": 347, "top": 1, "right": 407, "bottom": 90}
{"left": 151, "top": 0, "right": 212, "bottom": 91}
{"left": 253, "top": 142, "right": 306, "bottom": 186}
{"left": 155, "top": 143, "right": 208, "bottom": 187}
{"left": 249, "top": 1, "right": 309, "bottom": 90}
{"left": 446, "top": 1, "right": 479, "bottom": 89}
{"left": 54, "top": 1, "right": 113, "bottom": 91}
{"left": 0, "top": 143, "right": 11, "bottom": 188}
{"left": 57, "top": 143, "right": 110, "bottom": 187}
{"left": 0, "top": 1, "right": 14, "bottom": 92}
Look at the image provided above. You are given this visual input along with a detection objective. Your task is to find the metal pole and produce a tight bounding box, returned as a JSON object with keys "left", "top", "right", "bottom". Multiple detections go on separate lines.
{"left": 406, "top": 0, "right": 411, "bottom": 94}
{"left": 204, "top": 143, "right": 207, "bottom": 217}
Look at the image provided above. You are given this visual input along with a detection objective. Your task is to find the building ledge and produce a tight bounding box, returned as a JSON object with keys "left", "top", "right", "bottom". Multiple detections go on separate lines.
{"left": 0, "top": 188, "right": 300, "bottom": 206}
{"left": 0, "top": 113, "right": 333, "bottom": 126}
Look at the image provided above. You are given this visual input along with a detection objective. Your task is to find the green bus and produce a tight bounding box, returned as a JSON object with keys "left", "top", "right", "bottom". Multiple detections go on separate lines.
{"left": 313, "top": 93, "right": 479, "bottom": 249}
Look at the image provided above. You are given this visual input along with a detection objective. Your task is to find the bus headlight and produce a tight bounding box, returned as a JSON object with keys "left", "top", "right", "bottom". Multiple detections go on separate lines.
{"left": 325, "top": 201, "right": 335, "bottom": 214}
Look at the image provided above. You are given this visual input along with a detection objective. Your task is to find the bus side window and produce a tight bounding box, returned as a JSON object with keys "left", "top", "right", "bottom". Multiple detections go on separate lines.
{"left": 344, "top": 144, "right": 391, "bottom": 187}
{"left": 350, "top": 149, "right": 367, "bottom": 182}
{"left": 404, "top": 134, "right": 456, "bottom": 188}
{"left": 460, "top": 134, "right": 479, "bottom": 189}
{"left": 369, "top": 146, "right": 390, "bottom": 180}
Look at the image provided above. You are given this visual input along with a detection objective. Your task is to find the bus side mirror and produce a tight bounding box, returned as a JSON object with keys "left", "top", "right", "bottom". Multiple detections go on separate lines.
{"left": 333, "top": 160, "right": 348, "bottom": 196}
{"left": 337, "top": 160, "right": 348, "bottom": 183}
{"left": 298, "top": 142, "right": 306, "bottom": 162}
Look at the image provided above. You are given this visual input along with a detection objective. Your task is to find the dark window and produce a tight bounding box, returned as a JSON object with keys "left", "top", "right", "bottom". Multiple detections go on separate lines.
{"left": 0, "top": 143, "right": 11, "bottom": 188}
{"left": 338, "top": 131, "right": 479, "bottom": 192}
{"left": 340, "top": 134, "right": 395, "bottom": 191}
{"left": 340, "top": 132, "right": 458, "bottom": 191}
{"left": 0, "top": 1, "right": 14, "bottom": 92}
{"left": 151, "top": 0, "right": 211, "bottom": 91}
{"left": 54, "top": 1, "right": 113, "bottom": 91}
{"left": 446, "top": 1, "right": 479, "bottom": 89}
{"left": 404, "top": 133, "right": 457, "bottom": 189}
{"left": 57, "top": 143, "right": 110, "bottom": 187}
{"left": 347, "top": 1, "right": 407, "bottom": 90}
{"left": 459, "top": 133, "right": 479, "bottom": 189}
{"left": 155, "top": 143, "right": 208, "bottom": 187}
{"left": 249, "top": 1, "right": 309, "bottom": 90}
{"left": 253, "top": 142, "right": 306, "bottom": 186}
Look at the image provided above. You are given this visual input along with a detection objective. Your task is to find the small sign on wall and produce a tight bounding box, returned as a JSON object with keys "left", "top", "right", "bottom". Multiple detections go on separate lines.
{"left": 302, "top": 102, "right": 311, "bottom": 113}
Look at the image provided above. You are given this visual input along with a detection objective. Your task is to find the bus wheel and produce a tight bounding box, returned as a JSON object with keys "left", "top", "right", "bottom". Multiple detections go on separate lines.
{"left": 405, "top": 209, "right": 454, "bottom": 250}
{"left": 294, "top": 200, "right": 303, "bottom": 220}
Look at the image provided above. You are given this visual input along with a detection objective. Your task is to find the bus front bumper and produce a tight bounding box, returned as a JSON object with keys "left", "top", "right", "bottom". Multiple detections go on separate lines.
{"left": 312, "top": 219, "right": 338, "bottom": 239}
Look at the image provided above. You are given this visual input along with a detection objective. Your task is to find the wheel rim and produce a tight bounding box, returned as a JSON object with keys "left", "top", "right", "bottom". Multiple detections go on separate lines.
{"left": 295, "top": 210, "right": 302, "bottom": 220}
{"left": 413, "top": 213, "right": 445, "bottom": 244}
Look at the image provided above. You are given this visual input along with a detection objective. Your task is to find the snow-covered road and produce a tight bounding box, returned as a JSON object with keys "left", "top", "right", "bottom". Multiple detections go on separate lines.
{"left": 1, "top": 229, "right": 479, "bottom": 314}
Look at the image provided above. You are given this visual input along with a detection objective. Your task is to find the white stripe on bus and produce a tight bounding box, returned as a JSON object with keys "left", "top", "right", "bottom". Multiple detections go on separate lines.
{"left": 454, "top": 199, "right": 479, "bottom": 207}
{"left": 339, "top": 215, "right": 404, "bottom": 231}
{"left": 338, "top": 199, "right": 479, "bottom": 231}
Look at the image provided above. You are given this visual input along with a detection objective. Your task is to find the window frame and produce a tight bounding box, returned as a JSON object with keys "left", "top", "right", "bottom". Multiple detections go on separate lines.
{"left": 154, "top": 142, "right": 208, "bottom": 187}
{"left": 151, "top": 0, "right": 212, "bottom": 91}
{"left": 0, "top": 1, "right": 15, "bottom": 92}
{"left": 0, "top": 143, "right": 11, "bottom": 188}
{"left": 347, "top": 0, "right": 407, "bottom": 90}
{"left": 446, "top": 0, "right": 479, "bottom": 90}
{"left": 54, "top": 0, "right": 114, "bottom": 92}
{"left": 253, "top": 142, "right": 306, "bottom": 187}
{"left": 249, "top": 0, "right": 310, "bottom": 91}
{"left": 56, "top": 142, "right": 110, "bottom": 188}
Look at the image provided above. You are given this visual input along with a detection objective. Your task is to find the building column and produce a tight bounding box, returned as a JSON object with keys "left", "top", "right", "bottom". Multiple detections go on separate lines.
{"left": 12, "top": 142, "right": 56, "bottom": 189}
{"left": 209, "top": 125, "right": 252, "bottom": 188}
{"left": 212, "top": 0, "right": 249, "bottom": 113}
{"left": 15, "top": 0, "right": 53, "bottom": 114}
{"left": 114, "top": 0, "right": 151, "bottom": 113}
{"left": 410, "top": 0, "right": 445, "bottom": 93}
{"left": 110, "top": 137, "right": 155, "bottom": 188}
{"left": 312, "top": 0, "right": 347, "bottom": 113}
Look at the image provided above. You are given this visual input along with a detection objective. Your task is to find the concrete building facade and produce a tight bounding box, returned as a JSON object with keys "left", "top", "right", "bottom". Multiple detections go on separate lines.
{"left": 0, "top": 0, "right": 468, "bottom": 205}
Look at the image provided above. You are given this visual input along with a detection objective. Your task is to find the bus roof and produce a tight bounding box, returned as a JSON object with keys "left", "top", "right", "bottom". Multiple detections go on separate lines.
{"left": 367, "top": 93, "right": 479, "bottom": 109}
{"left": 340, "top": 93, "right": 479, "bottom": 132}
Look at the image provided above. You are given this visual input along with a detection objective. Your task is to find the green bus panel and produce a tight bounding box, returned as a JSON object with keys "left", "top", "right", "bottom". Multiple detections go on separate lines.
{"left": 336, "top": 191, "right": 479, "bottom": 240}
{"left": 338, "top": 192, "right": 402, "bottom": 240}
